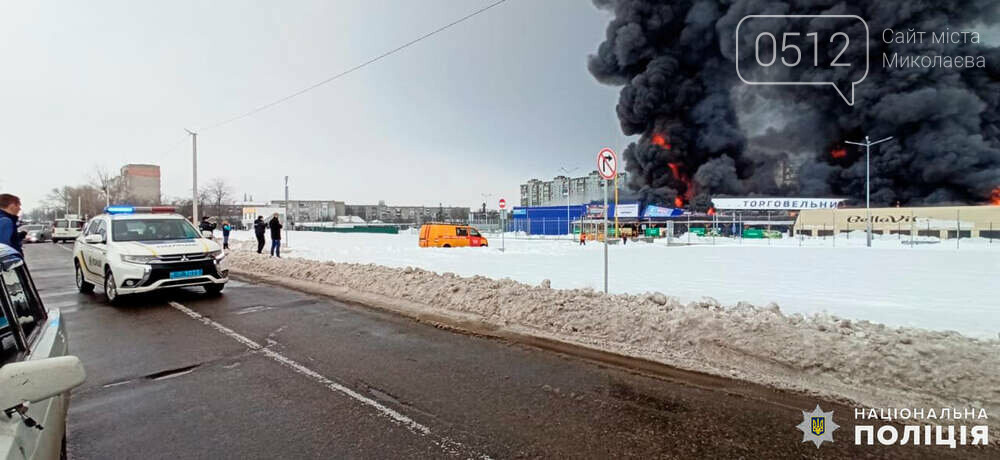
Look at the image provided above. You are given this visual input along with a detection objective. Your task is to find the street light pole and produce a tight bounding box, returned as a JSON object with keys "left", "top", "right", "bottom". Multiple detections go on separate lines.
{"left": 480, "top": 193, "right": 492, "bottom": 231}
{"left": 185, "top": 129, "right": 198, "bottom": 223}
{"left": 845, "top": 135, "right": 893, "bottom": 247}
{"left": 559, "top": 167, "right": 578, "bottom": 239}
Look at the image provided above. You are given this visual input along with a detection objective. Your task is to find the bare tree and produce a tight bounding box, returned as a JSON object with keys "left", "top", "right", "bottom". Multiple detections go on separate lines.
{"left": 201, "top": 178, "right": 233, "bottom": 219}
{"left": 90, "top": 165, "right": 124, "bottom": 207}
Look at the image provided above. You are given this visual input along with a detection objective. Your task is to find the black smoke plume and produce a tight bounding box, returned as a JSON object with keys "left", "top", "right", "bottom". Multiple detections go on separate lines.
{"left": 589, "top": 0, "right": 1000, "bottom": 208}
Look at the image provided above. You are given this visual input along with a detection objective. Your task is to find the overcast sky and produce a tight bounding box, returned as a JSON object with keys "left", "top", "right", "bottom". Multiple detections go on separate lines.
{"left": 0, "top": 0, "right": 633, "bottom": 212}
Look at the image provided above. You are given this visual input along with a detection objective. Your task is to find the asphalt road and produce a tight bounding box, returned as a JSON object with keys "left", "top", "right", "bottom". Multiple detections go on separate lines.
{"left": 22, "top": 243, "right": 997, "bottom": 459}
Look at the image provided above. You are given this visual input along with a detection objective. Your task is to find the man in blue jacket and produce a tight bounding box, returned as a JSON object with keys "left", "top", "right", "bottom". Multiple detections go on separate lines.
{"left": 0, "top": 194, "right": 24, "bottom": 255}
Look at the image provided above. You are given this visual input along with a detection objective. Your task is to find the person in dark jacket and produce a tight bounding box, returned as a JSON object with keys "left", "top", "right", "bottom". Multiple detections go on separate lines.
{"left": 268, "top": 213, "right": 282, "bottom": 258}
{"left": 199, "top": 216, "right": 217, "bottom": 237}
{"left": 0, "top": 194, "right": 24, "bottom": 255}
{"left": 253, "top": 216, "right": 267, "bottom": 254}
{"left": 221, "top": 220, "right": 232, "bottom": 250}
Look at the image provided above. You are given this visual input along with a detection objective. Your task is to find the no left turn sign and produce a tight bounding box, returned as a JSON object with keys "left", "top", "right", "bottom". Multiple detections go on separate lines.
{"left": 597, "top": 148, "right": 617, "bottom": 180}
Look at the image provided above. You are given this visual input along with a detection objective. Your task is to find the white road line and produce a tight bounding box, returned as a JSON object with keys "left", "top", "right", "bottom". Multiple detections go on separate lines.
{"left": 40, "top": 290, "right": 81, "bottom": 298}
{"left": 167, "top": 300, "right": 490, "bottom": 458}
{"left": 168, "top": 301, "right": 430, "bottom": 431}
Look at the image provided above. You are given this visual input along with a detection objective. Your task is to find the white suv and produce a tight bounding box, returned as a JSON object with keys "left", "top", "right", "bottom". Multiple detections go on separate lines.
{"left": 72, "top": 207, "right": 229, "bottom": 305}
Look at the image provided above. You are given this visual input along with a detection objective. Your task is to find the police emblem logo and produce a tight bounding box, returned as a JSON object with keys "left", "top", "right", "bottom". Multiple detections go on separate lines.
{"left": 796, "top": 405, "right": 839, "bottom": 448}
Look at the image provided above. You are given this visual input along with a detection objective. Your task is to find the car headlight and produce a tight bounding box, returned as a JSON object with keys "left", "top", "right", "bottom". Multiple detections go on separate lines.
{"left": 121, "top": 254, "right": 156, "bottom": 264}
{"left": 208, "top": 249, "right": 226, "bottom": 261}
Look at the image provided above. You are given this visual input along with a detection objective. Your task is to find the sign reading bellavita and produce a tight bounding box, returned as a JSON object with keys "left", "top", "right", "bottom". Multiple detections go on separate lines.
{"left": 712, "top": 197, "right": 846, "bottom": 210}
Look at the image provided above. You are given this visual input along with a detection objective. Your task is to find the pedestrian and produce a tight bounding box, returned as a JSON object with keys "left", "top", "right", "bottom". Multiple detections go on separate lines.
{"left": 579, "top": 231, "right": 586, "bottom": 246}
{"left": 0, "top": 194, "right": 24, "bottom": 255}
{"left": 199, "top": 216, "right": 217, "bottom": 237}
{"left": 268, "top": 213, "right": 283, "bottom": 257}
{"left": 221, "top": 220, "right": 232, "bottom": 250}
{"left": 253, "top": 216, "right": 266, "bottom": 254}
{"left": 622, "top": 233, "right": 627, "bottom": 245}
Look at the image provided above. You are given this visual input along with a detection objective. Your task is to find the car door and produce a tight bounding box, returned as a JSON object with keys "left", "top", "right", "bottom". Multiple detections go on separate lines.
{"left": 0, "top": 256, "right": 67, "bottom": 460}
{"left": 78, "top": 219, "right": 102, "bottom": 282}
{"left": 88, "top": 219, "right": 109, "bottom": 279}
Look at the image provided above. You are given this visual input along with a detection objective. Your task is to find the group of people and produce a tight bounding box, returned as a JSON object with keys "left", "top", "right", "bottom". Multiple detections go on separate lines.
{"left": 252, "top": 213, "right": 283, "bottom": 257}
{"left": 197, "top": 213, "right": 284, "bottom": 257}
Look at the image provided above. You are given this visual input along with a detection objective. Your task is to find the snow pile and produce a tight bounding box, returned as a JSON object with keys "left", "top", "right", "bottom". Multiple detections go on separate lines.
{"left": 227, "top": 248, "right": 1000, "bottom": 430}
{"left": 230, "top": 230, "right": 1000, "bottom": 338}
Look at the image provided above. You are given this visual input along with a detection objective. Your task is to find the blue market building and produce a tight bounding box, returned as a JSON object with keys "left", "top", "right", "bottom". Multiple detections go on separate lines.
{"left": 509, "top": 203, "right": 685, "bottom": 236}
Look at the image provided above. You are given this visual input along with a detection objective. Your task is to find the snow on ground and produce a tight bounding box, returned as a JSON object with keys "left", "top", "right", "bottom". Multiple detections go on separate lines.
{"left": 232, "top": 230, "right": 1000, "bottom": 339}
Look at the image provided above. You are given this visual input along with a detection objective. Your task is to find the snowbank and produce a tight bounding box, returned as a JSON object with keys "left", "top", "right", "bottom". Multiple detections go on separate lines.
{"left": 230, "top": 230, "right": 1000, "bottom": 339}
{"left": 226, "top": 248, "right": 1000, "bottom": 432}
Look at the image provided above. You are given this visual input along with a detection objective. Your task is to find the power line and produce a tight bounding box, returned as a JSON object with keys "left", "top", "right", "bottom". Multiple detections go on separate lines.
{"left": 200, "top": 0, "right": 508, "bottom": 132}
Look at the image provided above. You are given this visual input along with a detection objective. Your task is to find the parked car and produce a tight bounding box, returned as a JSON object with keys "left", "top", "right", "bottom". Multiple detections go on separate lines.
{"left": 0, "top": 244, "right": 87, "bottom": 459}
{"left": 418, "top": 223, "right": 488, "bottom": 248}
{"left": 73, "top": 206, "right": 228, "bottom": 305}
{"left": 20, "top": 225, "right": 52, "bottom": 244}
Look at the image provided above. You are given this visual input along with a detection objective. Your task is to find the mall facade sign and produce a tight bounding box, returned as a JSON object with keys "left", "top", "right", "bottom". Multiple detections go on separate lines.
{"left": 712, "top": 197, "right": 846, "bottom": 210}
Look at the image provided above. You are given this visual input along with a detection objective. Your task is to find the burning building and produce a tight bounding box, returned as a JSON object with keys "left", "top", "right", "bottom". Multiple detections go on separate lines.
{"left": 588, "top": 0, "right": 1000, "bottom": 210}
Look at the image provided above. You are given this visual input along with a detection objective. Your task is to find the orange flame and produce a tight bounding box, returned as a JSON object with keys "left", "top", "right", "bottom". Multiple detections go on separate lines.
{"left": 831, "top": 147, "right": 847, "bottom": 159}
{"left": 667, "top": 161, "right": 694, "bottom": 207}
{"left": 652, "top": 134, "right": 671, "bottom": 150}
{"left": 991, "top": 187, "right": 1000, "bottom": 205}
{"left": 667, "top": 162, "right": 681, "bottom": 179}
{"left": 707, "top": 207, "right": 716, "bottom": 216}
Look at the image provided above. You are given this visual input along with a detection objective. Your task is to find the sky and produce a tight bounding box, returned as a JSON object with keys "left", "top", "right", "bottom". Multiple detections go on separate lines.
{"left": 0, "top": 0, "right": 632, "bottom": 212}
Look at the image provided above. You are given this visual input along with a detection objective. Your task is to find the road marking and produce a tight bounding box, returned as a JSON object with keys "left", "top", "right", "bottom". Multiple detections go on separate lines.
{"left": 40, "top": 289, "right": 81, "bottom": 298}
{"left": 167, "top": 300, "right": 488, "bottom": 457}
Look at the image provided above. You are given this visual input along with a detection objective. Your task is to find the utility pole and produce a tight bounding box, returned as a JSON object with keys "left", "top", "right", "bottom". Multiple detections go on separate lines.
{"left": 186, "top": 129, "right": 199, "bottom": 223}
{"left": 284, "top": 176, "right": 289, "bottom": 248}
{"left": 845, "top": 135, "right": 893, "bottom": 247}
{"left": 559, "top": 167, "right": 578, "bottom": 238}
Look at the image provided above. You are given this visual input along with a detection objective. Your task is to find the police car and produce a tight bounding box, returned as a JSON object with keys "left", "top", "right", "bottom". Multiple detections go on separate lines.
{"left": 72, "top": 206, "right": 229, "bottom": 305}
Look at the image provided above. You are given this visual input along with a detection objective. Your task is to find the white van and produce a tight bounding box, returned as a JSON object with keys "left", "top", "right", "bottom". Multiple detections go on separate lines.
{"left": 52, "top": 216, "right": 85, "bottom": 243}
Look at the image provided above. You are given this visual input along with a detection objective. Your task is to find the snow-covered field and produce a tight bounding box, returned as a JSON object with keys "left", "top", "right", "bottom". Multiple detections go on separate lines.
{"left": 231, "top": 230, "right": 999, "bottom": 339}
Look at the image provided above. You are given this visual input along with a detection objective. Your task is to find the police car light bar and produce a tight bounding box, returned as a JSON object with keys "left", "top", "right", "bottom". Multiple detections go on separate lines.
{"left": 105, "top": 206, "right": 177, "bottom": 214}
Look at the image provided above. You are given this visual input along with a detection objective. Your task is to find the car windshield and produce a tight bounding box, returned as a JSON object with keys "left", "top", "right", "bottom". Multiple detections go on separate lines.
{"left": 112, "top": 218, "right": 201, "bottom": 242}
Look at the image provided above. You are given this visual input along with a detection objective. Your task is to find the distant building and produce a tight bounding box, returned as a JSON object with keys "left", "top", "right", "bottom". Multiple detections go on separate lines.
{"left": 520, "top": 170, "right": 628, "bottom": 207}
{"left": 344, "top": 201, "right": 469, "bottom": 223}
{"left": 120, "top": 164, "right": 161, "bottom": 204}
{"left": 269, "top": 200, "right": 345, "bottom": 223}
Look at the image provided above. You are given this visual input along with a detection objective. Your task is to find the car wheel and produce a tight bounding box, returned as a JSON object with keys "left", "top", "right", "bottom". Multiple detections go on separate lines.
{"left": 75, "top": 262, "right": 94, "bottom": 294}
{"left": 442, "top": 244, "right": 451, "bottom": 248}
{"left": 204, "top": 283, "right": 225, "bottom": 296}
{"left": 104, "top": 269, "right": 123, "bottom": 305}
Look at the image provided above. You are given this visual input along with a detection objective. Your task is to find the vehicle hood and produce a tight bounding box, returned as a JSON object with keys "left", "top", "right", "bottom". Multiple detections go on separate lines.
{"left": 117, "top": 238, "right": 220, "bottom": 256}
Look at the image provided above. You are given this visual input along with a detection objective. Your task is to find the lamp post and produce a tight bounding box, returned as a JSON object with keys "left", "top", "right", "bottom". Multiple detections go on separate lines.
{"left": 844, "top": 135, "right": 894, "bottom": 247}
{"left": 185, "top": 129, "right": 198, "bottom": 223}
{"left": 559, "top": 167, "right": 578, "bottom": 238}
{"left": 480, "top": 193, "right": 492, "bottom": 231}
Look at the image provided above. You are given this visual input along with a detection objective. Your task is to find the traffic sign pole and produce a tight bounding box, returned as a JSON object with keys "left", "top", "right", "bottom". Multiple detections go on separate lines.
{"left": 498, "top": 198, "right": 506, "bottom": 252}
{"left": 603, "top": 179, "right": 608, "bottom": 294}
{"left": 596, "top": 148, "right": 617, "bottom": 294}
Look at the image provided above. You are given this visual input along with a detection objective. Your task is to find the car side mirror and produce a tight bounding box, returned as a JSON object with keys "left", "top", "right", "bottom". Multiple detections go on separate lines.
{"left": 83, "top": 234, "right": 104, "bottom": 244}
{"left": 201, "top": 230, "right": 214, "bottom": 239}
{"left": 0, "top": 356, "right": 86, "bottom": 410}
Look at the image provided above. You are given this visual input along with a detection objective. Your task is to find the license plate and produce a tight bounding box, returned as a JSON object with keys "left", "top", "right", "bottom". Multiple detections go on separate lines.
{"left": 169, "top": 269, "right": 203, "bottom": 279}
